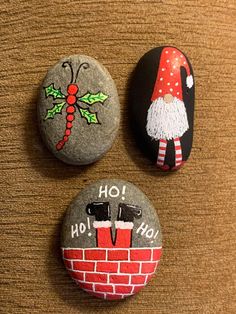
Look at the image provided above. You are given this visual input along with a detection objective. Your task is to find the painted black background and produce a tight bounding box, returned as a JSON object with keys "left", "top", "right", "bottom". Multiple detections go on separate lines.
{"left": 129, "top": 46, "right": 195, "bottom": 168}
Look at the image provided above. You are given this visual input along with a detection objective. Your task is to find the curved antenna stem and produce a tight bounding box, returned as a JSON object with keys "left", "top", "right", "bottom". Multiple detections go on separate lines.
{"left": 75, "top": 62, "right": 90, "bottom": 82}
{"left": 62, "top": 61, "right": 74, "bottom": 84}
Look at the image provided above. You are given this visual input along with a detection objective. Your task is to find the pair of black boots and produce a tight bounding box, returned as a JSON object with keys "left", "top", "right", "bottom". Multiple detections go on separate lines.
{"left": 86, "top": 202, "right": 142, "bottom": 223}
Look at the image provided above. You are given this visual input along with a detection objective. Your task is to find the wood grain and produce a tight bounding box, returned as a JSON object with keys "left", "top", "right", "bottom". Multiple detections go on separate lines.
{"left": 0, "top": 0, "right": 235, "bottom": 313}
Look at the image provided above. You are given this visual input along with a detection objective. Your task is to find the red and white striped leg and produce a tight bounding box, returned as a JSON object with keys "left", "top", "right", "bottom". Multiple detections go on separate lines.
{"left": 157, "top": 139, "right": 168, "bottom": 169}
{"left": 174, "top": 137, "right": 183, "bottom": 168}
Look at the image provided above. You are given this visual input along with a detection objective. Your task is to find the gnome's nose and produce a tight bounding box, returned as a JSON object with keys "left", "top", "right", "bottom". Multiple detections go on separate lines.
{"left": 164, "top": 94, "right": 174, "bottom": 104}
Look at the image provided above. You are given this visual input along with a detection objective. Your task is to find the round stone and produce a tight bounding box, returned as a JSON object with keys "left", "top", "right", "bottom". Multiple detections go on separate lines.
{"left": 61, "top": 179, "right": 162, "bottom": 300}
{"left": 38, "top": 55, "right": 120, "bottom": 165}
{"left": 130, "top": 46, "right": 194, "bottom": 171}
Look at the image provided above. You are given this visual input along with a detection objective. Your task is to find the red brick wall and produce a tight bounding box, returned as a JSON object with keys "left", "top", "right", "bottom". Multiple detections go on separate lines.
{"left": 62, "top": 247, "right": 162, "bottom": 300}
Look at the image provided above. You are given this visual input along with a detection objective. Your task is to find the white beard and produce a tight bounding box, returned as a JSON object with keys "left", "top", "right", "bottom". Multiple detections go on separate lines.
{"left": 146, "top": 97, "right": 189, "bottom": 140}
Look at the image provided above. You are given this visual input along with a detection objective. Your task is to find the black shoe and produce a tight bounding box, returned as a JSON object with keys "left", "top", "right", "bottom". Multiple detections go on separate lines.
{"left": 117, "top": 203, "right": 142, "bottom": 222}
{"left": 86, "top": 202, "right": 111, "bottom": 221}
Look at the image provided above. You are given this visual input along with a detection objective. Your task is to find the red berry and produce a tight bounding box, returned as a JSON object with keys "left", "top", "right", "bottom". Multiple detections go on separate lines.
{"left": 66, "top": 95, "right": 76, "bottom": 105}
{"left": 66, "top": 105, "right": 75, "bottom": 113}
{"left": 65, "top": 129, "right": 71, "bottom": 136}
{"left": 66, "top": 122, "right": 73, "bottom": 129}
{"left": 67, "top": 114, "right": 74, "bottom": 122}
{"left": 56, "top": 141, "right": 64, "bottom": 150}
{"left": 67, "top": 84, "right": 78, "bottom": 95}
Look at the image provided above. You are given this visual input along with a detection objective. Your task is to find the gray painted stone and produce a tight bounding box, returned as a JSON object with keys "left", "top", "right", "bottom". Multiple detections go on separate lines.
{"left": 61, "top": 179, "right": 163, "bottom": 300}
{"left": 38, "top": 55, "right": 120, "bottom": 165}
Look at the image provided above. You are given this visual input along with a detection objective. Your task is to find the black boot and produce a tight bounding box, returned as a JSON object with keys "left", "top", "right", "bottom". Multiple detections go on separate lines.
{"left": 117, "top": 203, "right": 142, "bottom": 222}
{"left": 86, "top": 202, "right": 111, "bottom": 221}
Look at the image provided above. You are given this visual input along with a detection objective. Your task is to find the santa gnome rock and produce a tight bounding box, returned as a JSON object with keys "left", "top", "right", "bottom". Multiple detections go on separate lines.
{"left": 145, "top": 46, "right": 194, "bottom": 170}
{"left": 129, "top": 46, "right": 195, "bottom": 170}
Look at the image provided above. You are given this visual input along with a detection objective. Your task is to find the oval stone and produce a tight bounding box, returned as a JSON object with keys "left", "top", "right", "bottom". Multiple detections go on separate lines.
{"left": 130, "top": 46, "right": 194, "bottom": 171}
{"left": 61, "top": 179, "right": 162, "bottom": 300}
{"left": 38, "top": 55, "right": 120, "bottom": 165}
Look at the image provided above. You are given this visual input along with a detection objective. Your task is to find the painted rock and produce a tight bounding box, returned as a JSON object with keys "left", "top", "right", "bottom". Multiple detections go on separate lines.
{"left": 130, "top": 46, "right": 194, "bottom": 171}
{"left": 38, "top": 55, "right": 120, "bottom": 165}
{"left": 61, "top": 179, "right": 162, "bottom": 300}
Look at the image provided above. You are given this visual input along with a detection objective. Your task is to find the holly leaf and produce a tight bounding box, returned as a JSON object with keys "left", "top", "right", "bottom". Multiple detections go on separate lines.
{"left": 44, "top": 84, "right": 65, "bottom": 100}
{"left": 78, "top": 92, "right": 108, "bottom": 105}
{"left": 44, "top": 102, "right": 66, "bottom": 120}
{"left": 79, "top": 108, "right": 100, "bottom": 124}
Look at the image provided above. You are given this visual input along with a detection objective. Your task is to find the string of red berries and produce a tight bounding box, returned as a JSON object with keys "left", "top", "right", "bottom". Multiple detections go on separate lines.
{"left": 56, "top": 84, "right": 78, "bottom": 151}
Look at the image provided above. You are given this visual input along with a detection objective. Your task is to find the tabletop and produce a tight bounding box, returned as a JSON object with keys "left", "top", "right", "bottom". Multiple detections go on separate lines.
{"left": 1, "top": 1, "right": 235, "bottom": 313}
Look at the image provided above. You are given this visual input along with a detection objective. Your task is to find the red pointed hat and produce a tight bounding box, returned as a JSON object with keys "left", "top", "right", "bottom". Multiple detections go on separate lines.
{"left": 151, "top": 47, "right": 193, "bottom": 102}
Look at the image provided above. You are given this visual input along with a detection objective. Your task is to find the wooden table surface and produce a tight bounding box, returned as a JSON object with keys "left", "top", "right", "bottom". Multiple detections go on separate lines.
{"left": 1, "top": 1, "right": 235, "bottom": 313}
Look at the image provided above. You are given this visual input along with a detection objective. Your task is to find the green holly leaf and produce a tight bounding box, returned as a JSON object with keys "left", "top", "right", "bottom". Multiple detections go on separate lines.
{"left": 44, "top": 102, "right": 66, "bottom": 120}
{"left": 44, "top": 84, "right": 65, "bottom": 100}
{"left": 78, "top": 92, "right": 108, "bottom": 105}
{"left": 79, "top": 108, "right": 100, "bottom": 124}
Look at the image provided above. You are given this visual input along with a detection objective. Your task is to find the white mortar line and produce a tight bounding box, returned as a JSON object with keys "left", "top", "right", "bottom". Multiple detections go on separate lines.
{"left": 111, "top": 283, "right": 146, "bottom": 287}
{"left": 144, "top": 274, "right": 148, "bottom": 285}
{"left": 128, "top": 274, "right": 131, "bottom": 285}
{"left": 105, "top": 249, "right": 108, "bottom": 261}
{"left": 72, "top": 270, "right": 157, "bottom": 277}
{"left": 138, "top": 263, "right": 142, "bottom": 274}
{"left": 63, "top": 258, "right": 84, "bottom": 262}
{"left": 73, "top": 270, "right": 116, "bottom": 274}
{"left": 117, "top": 262, "right": 120, "bottom": 274}
{"left": 64, "top": 257, "right": 159, "bottom": 264}
{"left": 83, "top": 288, "right": 138, "bottom": 297}
{"left": 76, "top": 280, "right": 147, "bottom": 287}
{"left": 62, "top": 247, "right": 162, "bottom": 250}
{"left": 154, "top": 263, "right": 158, "bottom": 272}
{"left": 127, "top": 249, "right": 130, "bottom": 262}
